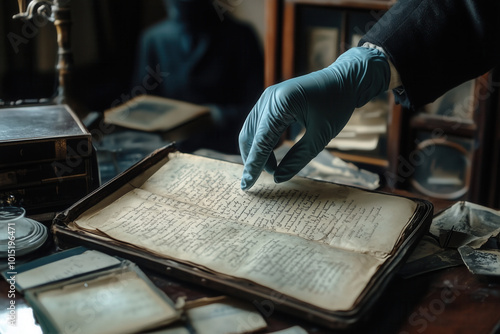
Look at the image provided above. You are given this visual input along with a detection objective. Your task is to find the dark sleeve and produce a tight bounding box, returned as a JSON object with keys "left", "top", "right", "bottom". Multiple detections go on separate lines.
{"left": 360, "top": 0, "right": 500, "bottom": 109}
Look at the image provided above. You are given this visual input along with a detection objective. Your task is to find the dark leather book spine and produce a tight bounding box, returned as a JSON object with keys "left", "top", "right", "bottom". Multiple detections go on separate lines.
{"left": 0, "top": 136, "right": 91, "bottom": 167}
{"left": 0, "top": 158, "right": 90, "bottom": 190}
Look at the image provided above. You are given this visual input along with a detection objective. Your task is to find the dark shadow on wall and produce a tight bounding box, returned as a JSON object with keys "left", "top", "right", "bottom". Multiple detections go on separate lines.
{"left": 0, "top": 0, "right": 166, "bottom": 112}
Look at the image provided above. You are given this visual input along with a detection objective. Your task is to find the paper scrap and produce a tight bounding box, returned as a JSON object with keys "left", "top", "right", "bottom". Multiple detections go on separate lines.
{"left": 186, "top": 298, "right": 267, "bottom": 334}
{"left": 458, "top": 246, "right": 500, "bottom": 276}
{"left": 267, "top": 326, "right": 308, "bottom": 334}
{"left": 431, "top": 201, "right": 500, "bottom": 249}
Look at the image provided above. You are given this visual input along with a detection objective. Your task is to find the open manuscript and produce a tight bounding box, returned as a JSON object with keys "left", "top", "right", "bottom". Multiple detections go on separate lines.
{"left": 53, "top": 146, "right": 433, "bottom": 329}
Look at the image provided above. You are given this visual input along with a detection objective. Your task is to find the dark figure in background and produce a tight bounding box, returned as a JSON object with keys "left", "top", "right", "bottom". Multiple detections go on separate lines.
{"left": 133, "top": 0, "right": 264, "bottom": 154}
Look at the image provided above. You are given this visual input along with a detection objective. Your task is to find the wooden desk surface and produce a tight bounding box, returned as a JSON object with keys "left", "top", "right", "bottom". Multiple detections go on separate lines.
{"left": 1, "top": 196, "right": 499, "bottom": 334}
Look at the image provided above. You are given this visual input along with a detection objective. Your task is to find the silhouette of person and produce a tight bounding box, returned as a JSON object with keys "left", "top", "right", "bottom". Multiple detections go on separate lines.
{"left": 133, "top": 0, "right": 264, "bottom": 154}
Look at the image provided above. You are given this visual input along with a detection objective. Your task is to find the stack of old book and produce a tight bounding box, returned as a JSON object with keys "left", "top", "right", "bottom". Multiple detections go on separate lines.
{"left": 0, "top": 104, "right": 99, "bottom": 221}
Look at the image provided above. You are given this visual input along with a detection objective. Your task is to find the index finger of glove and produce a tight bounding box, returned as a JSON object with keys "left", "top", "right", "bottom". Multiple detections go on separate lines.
{"left": 239, "top": 109, "right": 292, "bottom": 190}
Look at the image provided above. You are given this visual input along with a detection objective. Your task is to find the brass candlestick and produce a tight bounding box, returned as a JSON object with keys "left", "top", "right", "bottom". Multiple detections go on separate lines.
{"left": 13, "top": 0, "right": 74, "bottom": 107}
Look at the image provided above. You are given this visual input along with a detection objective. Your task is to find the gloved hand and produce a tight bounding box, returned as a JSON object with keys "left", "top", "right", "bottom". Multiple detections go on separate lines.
{"left": 239, "top": 47, "right": 390, "bottom": 190}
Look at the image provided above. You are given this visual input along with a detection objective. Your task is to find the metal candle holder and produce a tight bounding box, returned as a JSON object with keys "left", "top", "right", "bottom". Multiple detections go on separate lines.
{"left": 13, "top": 0, "right": 73, "bottom": 106}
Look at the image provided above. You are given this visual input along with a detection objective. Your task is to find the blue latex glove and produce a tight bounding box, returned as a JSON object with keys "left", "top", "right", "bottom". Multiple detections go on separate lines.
{"left": 239, "top": 47, "right": 390, "bottom": 190}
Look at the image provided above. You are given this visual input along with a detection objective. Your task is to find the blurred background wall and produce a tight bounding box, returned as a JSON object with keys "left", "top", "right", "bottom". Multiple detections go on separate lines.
{"left": 0, "top": 0, "right": 265, "bottom": 113}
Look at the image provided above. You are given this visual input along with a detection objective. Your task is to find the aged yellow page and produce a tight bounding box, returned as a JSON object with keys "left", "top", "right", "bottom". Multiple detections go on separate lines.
{"left": 77, "top": 190, "right": 383, "bottom": 311}
{"left": 140, "top": 153, "right": 417, "bottom": 256}
{"left": 73, "top": 152, "right": 418, "bottom": 311}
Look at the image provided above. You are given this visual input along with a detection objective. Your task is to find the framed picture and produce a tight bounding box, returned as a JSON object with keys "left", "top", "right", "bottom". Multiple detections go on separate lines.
{"left": 421, "top": 79, "right": 476, "bottom": 120}
{"left": 307, "top": 27, "right": 339, "bottom": 72}
{"left": 410, "top": 134, "right": 473, "bottom": 200}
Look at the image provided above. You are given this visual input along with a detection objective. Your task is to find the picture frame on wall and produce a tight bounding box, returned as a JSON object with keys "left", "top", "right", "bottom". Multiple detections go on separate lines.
{"left": 421, "top": 79, "right": 476, "bottom": 120}
{"left": 307, "top": 27, "right": 339, "bottom": 72}
{"left": 410, "top": 135, "right": 473, "bottom": 200}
